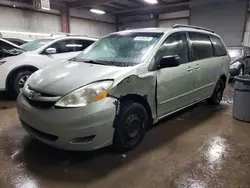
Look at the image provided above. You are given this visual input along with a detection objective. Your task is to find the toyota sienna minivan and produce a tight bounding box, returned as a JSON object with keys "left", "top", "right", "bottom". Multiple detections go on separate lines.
{"left": 17, "top": 25, "right": 230, "bottom": 152}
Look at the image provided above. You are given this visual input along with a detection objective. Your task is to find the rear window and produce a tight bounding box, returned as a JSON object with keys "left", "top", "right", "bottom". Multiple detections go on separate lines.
{"left": 189, "top": 32, "right": 214, "bottom": 61}
{"left": 210, "top": 35, "right": 227, "bottom": 56}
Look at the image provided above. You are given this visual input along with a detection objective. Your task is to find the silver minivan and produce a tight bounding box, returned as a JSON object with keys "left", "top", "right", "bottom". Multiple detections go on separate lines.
{"left": 17, "top": 25, "right": 230, "bottom": 152}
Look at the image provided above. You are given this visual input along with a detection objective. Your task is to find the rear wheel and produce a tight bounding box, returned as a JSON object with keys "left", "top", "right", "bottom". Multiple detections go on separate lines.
{"left": 207, "top": 78, "right": 225, "bottom": 105}
{"left": 113, "top": 101, "right": 149, "bottom": 152}
{"left": 12, "top": 70, "right": 33, "bottom": 96}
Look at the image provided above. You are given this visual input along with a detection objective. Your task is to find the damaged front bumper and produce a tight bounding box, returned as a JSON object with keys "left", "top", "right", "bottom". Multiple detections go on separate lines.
{"left": 17, "top": 93, "right": 117, "bottom": 151}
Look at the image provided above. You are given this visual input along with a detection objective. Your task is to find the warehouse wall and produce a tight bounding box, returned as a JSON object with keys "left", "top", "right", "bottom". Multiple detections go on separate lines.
{"left": 70, "top": 18, "right": 116, "bottom": 37}
{"left": 118, "top": 14, "right": 156, "bottom": 31}
{"left": 118, "top": 11, "right": 190, "bottom": 31}
{"left": 70, "top": 8, "right": 116, "bottom": 37}
{"left": 0, "top": 6, "right": 116, "bottom": 40}
{"left": 0, "top": 6, "right": 61, "bottom": 40}
{"left": 158, "top": 10, "right": 190, "bottom": 28}
{"left": 190, "top": 1, "right": 247, "bottom": 46}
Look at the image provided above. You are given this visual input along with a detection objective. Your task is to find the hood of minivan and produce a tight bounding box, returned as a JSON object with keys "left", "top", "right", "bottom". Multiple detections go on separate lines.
{"left": 28, "top": 61, "right": 134, "bottom": 95}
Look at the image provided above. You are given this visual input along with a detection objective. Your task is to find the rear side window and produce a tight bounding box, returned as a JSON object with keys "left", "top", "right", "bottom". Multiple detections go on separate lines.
{"left": 73, "top": 39, "right": 94, "bottom": 51}
{"left": 210, "top": 35, "right": 227, "bottom": 56}
{"left": 189, "top": 32, "right": 214, "bottom": 61}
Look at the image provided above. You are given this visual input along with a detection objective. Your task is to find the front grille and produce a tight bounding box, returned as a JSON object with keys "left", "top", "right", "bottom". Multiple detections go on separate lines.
{"left": 24, "top": 96, "right": 56, "bottom": 108}
{"left": 21, "top": 119, "right": 58, "bottom": 142}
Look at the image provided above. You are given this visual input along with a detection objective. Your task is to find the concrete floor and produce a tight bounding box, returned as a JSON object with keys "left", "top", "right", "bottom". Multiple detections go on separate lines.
{"left": 1, "top": 86, "right": 250, "bottom": 188}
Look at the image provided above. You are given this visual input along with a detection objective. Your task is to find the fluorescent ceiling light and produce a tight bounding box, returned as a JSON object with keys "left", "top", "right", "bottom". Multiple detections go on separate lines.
{"left": 90, "top": 9, "right": 105, "bottom": 14}
{"left": 144, "top": 0, "right": 158, "bottom": 4}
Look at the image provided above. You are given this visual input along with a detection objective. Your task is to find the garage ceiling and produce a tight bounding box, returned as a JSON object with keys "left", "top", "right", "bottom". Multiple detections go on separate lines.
{"left": 10, "top": 0, "right": 244, "bottom": 16}
{"left": 52, "top": 0, "right": 190, "bottom": 15}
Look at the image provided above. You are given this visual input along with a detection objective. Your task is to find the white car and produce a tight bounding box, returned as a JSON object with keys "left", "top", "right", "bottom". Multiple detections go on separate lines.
{"left": 0, "top": 35, "right": 97, "bottom": 95}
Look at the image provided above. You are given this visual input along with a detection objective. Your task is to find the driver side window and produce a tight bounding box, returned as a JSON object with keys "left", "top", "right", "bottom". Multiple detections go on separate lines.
{"left": 156, "top": 33, "right": 189, "bottom": 64}
{"left": 49, "top": 39, "right": 75, "bottom": 54}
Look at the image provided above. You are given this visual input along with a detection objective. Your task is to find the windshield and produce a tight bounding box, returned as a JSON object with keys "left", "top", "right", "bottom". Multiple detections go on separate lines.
{"left": 20, "top": 39, "right": 53, "bottom": 51}
{"left": 228, "top": 48, "right": 243, "bottom": 58}
{"left": 75, "top": 33, "right": 162, "bottom": 66}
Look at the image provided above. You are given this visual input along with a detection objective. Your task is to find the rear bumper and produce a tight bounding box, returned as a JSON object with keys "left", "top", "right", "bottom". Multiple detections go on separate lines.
{"left": 17, "top": 93, "right": 117, "bottom": 151}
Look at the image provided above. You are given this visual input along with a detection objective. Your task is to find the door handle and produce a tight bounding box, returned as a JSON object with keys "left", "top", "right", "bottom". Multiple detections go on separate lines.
{"left": 194, "top": 64, "right": 200, "bottom": 69}
{"left": 187, "top": 66, "right": 193, "bottom": 72}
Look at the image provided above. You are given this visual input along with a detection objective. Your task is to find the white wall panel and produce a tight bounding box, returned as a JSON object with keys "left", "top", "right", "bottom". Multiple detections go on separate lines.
{"left": 70, "top": 8, "right": 115, "bottom": 23}
{"left": 70, "top": 18, "right": 116, "bottom": 38}
{"left": 190, "top": 2, "right": 247, "bottom": 46}
{"left": 158, "top": 18, "right": 189, "bottom": 28}
{"left": 159, "top": 10, "right": 190, "bottom": 20}
{"left": 0, "top": 6, "right": 61, "bottom": 40}
{"left": 243, "top": 13, "right": 250, "bottom": 47}
{"left": 118, "top": 20, "right": 156, "bottom": 31}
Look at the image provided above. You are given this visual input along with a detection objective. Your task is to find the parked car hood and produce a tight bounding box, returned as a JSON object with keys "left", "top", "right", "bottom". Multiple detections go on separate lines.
{"left": 28, "top": 61, "right": 134, "bottom": 96}
{"left": 230, "top": 55, "right": 244, "bottom": 64}
{"left": 1, "top": 52, "right": 44, "bottom": 69}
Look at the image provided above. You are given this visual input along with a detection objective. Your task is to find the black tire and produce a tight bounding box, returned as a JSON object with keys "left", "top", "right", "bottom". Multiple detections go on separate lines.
{"left": 113, "top": 101, "right": 149, "bottom": 152}
{"left": 12, "top": 70, "right": 33, "bottom": 96}
{"left": 207, "top": 78, "right": 225, "bottom": 105}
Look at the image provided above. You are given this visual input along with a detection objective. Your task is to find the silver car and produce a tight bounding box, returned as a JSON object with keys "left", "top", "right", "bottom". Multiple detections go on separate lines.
{"left": 17, "top": 25, "right": 229, "bottom": 151}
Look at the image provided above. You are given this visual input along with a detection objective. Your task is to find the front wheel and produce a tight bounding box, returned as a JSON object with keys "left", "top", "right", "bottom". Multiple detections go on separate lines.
{"left": 113, "top": 101, "right": 149, "bottom": 152}
{"left": 13, "top": 70, "right": 33, "bottom": 96}
{"left": 207, "top": 78, "right": 225, "bottom": 105}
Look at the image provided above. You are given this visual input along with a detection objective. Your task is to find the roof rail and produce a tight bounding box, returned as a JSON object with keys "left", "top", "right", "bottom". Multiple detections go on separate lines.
{"left": 172, "top": 24, "right": 214, "bottom": 33}
{"left": 65, "top": 33, "right": 98, "bottom": 39}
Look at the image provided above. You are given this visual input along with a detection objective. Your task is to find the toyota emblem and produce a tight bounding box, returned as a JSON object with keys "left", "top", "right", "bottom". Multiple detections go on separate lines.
{"left": 28, "top": 90, "right": 36, "bottom": 99}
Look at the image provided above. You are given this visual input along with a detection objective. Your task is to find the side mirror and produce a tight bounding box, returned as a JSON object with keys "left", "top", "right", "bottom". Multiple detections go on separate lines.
{"left": 246, "top": 55, "right": 250, "bottom": 58}
{"left": 45, "top": 48, "right": 56, "bottom": 54}
{"left": 158, "top": 55, "right": 180, "bottom": 69}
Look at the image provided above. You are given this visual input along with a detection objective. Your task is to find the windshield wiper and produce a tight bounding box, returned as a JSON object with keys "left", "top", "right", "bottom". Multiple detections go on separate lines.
{"left": 82, "top": 59, "right": 108, "bottom": 66}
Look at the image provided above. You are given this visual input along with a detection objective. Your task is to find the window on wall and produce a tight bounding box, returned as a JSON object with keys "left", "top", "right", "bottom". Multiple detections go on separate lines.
{"left": 157, "top": 32, "right": 189, "bottom": 64}
{"left": 50, "top": 39, "right": 75, "bottom": 53}
{"left": 189, "top": 32, "right": 214, "bottom": 60}
{"left": 210, "top": 35, "right": 227, "bottom": 56}
{"left": 73, "top": 39, "right": 94, "bottom": 51}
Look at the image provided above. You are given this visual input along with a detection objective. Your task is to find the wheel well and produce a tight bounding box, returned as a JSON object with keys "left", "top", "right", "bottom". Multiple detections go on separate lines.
{"left": 119, "top": 94, "right": 153, "bottom": 124}
{"left": 6, "top": 66, "right": 38, "bottom": 90}
{"left": 220, "top": 75, "right": 227, "bottom": 84}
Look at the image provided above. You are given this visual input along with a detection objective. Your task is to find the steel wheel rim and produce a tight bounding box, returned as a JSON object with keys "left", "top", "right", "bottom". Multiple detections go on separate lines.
{"left": 18, "top": 75, "right": 29, "bottom": 89}
{"left": 122, "top": 114, "right": 144, "bottom": 146}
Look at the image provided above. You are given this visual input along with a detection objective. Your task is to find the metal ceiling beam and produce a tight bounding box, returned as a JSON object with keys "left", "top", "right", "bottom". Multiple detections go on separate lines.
{"left": 114, "top": 0, "right": 143, "bottom": 8}
{"left": 103, "top": 3, "right": 126, "bottom": 9}
{"left": 97, "top": 5, "right": 120, "bottom": 12}
{"left": 71, "top": 0, "right": 117, "bottom": 7}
